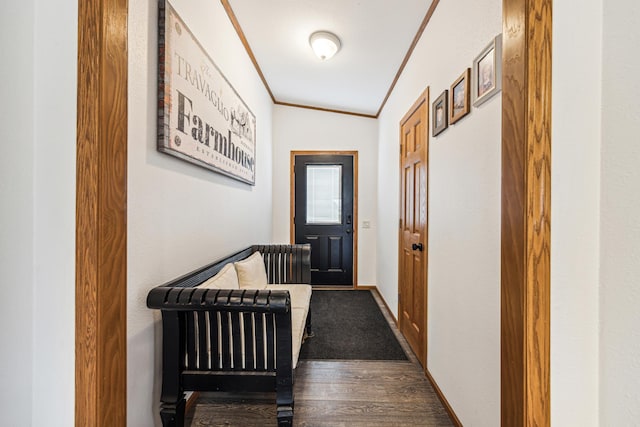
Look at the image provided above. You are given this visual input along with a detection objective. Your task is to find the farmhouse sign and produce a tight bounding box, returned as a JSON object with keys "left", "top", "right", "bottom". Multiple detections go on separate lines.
{"left": 158, "top": 0, "right": 256, "bottom": 185}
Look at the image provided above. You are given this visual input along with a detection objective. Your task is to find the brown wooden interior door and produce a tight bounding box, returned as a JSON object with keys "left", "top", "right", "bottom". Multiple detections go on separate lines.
{"left": 399, "top": 92, "right": 428, "bottom": 368}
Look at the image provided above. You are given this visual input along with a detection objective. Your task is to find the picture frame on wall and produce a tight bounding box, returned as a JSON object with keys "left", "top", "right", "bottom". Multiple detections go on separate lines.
{"left": 157, "top": 0, "right": 257, "bottom": 185}
{"left": 472, "top": 34, "right": 502, "bottom": 107}
{"left": 449, "top": 68, "right": 471, "bottom": 124}
{"left": 432, "top": 90, "right": 448, "bottom": 137}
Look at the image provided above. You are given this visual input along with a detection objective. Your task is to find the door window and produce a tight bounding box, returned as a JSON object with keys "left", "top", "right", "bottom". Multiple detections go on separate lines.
{"left": 306, "top": 165, "right": 342, "bottom": 224}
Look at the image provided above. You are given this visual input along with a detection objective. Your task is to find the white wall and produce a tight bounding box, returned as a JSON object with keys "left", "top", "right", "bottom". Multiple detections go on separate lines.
{"left": 376, "top": 0, "right": 501, "bottom": 425}
{"left": 552, "top": 3, "right": 640, "bottom": 425}
{"left": 128, "top": 0, "right": 274, "bottom": 425}
{"left": 272, "top": 105, "right": 378, "bottom": 285}
{"left": 600, "top": 0, "right": 640, "bottom": 424}
{"left": 551, "top": 0, "right": 602, "bottom": 424}
{"left": 0, "top": 2, "right": 36, "bottom": 424}
{"left": 0, "top": 1, "right": 77, "bottom": 425}
{"left": 32, "top": 0, "right": 77, "bottom": 425}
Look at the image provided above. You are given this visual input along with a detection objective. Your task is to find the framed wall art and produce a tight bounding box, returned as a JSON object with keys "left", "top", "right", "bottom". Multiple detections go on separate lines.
{"left": 432, "top": 90, "right": 448, "bottom": 137}
{"left": 472, "top": 34, "right": 502, "bottom": 107}
{"left": 449, "top": 68, "right": 471, "bottom": 124}
{"left": 157, "top": 0, "right": 256, "bottom": 185}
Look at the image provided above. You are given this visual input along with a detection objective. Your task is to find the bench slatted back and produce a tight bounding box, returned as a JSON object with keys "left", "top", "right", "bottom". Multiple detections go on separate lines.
{"left": 155, "top": 244, "right": 310, "bottom": 289}
{"left": 254, "top": 244, "right": 311, "bottom": 284}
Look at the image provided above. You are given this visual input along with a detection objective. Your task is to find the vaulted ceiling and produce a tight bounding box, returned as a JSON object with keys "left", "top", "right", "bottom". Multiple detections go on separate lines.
{"left": 224, "top": 0, "right": 438, "bottom": 117}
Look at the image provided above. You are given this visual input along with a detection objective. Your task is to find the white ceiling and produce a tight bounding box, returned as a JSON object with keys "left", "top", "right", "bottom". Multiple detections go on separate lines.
{"left": 227, "top": 0, "right": 433, "bottom": 116}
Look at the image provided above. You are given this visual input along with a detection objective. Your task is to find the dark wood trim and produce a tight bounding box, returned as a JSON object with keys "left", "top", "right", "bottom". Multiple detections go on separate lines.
{"left": 76, "top": 0, "right": 128, "bottom": 425}
{"left": 399, "top": 87, "right": 430, "bottom": 126}
{"left": 353, "top": 152, "right": 359, "bottom": 287}
{"left": 220, "top": 0, "right": 440, "bottom": 119}
{"left": 366, "top": 286, "right": 398, "bottom": 326}
{"left": 501, "top": 0, "right": 552, "bottom": 425}
{"left": 354, "top": 285, "right": 376, "bottom": 290}
{"left": 275, "top": 101, "right": 377, "bottom": 119}
{"left": 220, "top": 0, "right": 276, "bottom": 103}
{"left": 290, "top": 150, "right": 359, "bottom": 287}
{"left": 290, "top": 151, "right": 296, "bottom": 246}
{"left": 426, "top": 370, "right": 463, "bottom": 427}
{"left": 185, "top": 392, "right": 200, "bottom": 415}
{"left": 376, "top": 0, "right": 439, "bottom": 117}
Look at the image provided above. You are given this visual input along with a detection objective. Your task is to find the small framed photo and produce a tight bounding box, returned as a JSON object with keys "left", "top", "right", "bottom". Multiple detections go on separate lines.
{"left": 449, "top": 68, "right": 471, "bottom": 124}
{"left": 432, "top": 90, "right": 448, "bottom": 137}
{"left": 472, "top": 34, "right": 502, "bottom": 106}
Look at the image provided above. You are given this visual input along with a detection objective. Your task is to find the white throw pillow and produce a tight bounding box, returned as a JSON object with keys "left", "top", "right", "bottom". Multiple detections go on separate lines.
{"left": 199, "top": 263, "right": 240, "bottom": 290}
{"left": 234, "top": 252, "right": 268, "bottom": 289}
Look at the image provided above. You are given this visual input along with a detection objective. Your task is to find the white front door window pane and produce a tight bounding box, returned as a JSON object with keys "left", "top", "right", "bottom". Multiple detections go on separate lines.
{"left": 306, "top": 165, "right": 342, "bottom": 224}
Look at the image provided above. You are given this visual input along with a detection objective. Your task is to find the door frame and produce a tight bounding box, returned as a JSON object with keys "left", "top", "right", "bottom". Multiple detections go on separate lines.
{"left": 290, "top": 150, "right": 359, "bottom": 288}
{"left": 501, "top": 0, "right": 551, "bottom": 425}
{"left": 76, "top": 1, "right": 550, "bottom": 424}
{"left": 397, "top": 88, "right": 429, "bottom": 370}
{"left": 76, "top": 0, "right": 128, "bottom": 425}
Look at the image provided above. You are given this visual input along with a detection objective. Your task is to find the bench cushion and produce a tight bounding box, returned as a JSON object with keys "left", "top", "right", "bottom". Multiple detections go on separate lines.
{"left": 199, "top": 263, "right": 240, "bottom": 289}
{"left": 265, "top": 284, "right": 312, "bottom": 368}
{"left": 265, "top": 284, "right": 312, "bottom": 309}
{"left": 234, "top": 252, "right": 268, "bottom": 289}
{"left": 291, "top": 307, "right": 307, "bottom": 368}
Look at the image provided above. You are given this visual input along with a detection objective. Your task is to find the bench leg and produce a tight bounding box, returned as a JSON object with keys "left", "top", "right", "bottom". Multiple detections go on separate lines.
{"left": 276, "top": 375, "right": 294, "bottom": 426}
{"left": 159, "top": 398, "right": 185, "bottom": 427}
{"left": 304, "top": 308, "right": 314, "bottom": 338}
{"left": 277, "top": 400, "right": 293, "bottom": 426}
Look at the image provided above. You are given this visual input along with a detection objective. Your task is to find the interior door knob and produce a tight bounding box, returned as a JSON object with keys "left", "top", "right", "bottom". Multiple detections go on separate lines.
{"left": 412, "top": 242, "right": 424, "bottom": 251}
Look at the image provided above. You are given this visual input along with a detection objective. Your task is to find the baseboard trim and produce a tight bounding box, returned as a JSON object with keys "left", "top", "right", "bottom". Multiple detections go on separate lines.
{"left": 425, "top": 370, "right": 463, "bottom": 427}
{"left": 364, "top": 287, "right": 460, "bottom": 426}
{"left": 368, "top": 286, "right": 398, "bottom": 326}
{"left": 185, "top": 391, "right": 200, "bottom": 415}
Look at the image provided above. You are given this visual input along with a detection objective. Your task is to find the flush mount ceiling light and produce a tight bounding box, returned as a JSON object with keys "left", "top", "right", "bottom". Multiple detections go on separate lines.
{"left": 309, "top": 31, "right": 341, "bottom": 61}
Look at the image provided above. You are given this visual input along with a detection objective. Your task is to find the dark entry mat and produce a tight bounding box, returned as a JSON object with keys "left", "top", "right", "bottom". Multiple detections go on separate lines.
{"left": 299, "top": 290, "right": 408, "bottom": 361}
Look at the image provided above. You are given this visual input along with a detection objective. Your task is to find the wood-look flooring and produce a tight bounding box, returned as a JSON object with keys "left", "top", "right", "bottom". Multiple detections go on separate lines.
{"left": 186, "top": 290, "right": 453, "bottom": 426}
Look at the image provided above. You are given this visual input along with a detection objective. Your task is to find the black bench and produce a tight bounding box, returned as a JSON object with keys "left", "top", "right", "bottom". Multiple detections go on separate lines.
{"left": 147, "top": 244, "right": 312, "bottom": 426}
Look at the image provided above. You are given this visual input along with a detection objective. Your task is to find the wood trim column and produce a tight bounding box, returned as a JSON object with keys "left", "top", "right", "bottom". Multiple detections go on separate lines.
{"left": 501, "top": 0, "right": 551, "bottom": 425}
{"left": 76, "top": 0, "right": 128, "bottom": 425}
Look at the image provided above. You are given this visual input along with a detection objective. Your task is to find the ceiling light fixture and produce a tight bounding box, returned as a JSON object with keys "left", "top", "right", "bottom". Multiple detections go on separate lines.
{"left": 309, "top": 31, "right": 341, "bottom": 61}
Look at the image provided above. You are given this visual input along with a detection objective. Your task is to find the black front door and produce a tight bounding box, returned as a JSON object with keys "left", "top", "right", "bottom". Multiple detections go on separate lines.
{"left": 294, "top": 154, "right": 354, "bottom": 286}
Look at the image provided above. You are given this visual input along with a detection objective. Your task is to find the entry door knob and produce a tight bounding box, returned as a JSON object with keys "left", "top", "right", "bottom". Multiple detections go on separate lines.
{"left": 412, "top": 242, "right": 424, "bottom": 251}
